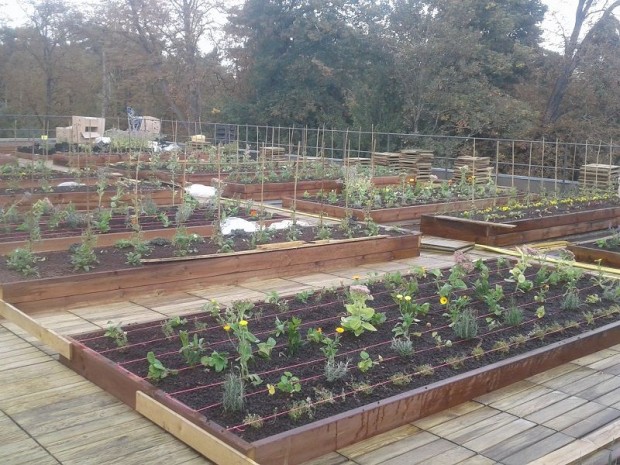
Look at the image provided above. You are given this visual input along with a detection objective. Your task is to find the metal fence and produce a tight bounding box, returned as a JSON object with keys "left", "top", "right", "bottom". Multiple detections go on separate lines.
{"left": 1, "top": 114, "right": 618, "bottom": 191}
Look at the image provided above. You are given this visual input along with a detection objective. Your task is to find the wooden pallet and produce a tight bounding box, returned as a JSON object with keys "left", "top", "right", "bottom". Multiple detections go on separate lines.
{"left": 579, "top": 164, "right": 620, "bottom": 189}
{"left": 259, "top": 146, "right": 287, "bottom": 161}
{"left": 453, "top": 156, "right": 493, "bottom": 183}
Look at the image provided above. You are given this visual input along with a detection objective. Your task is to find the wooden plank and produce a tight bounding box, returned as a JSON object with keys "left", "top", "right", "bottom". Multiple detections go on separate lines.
{"left": 0, "top": 300, "right": 71, "bottom": 359}
{"left": 135, "top": 391, "right": 259, "bottom": 465}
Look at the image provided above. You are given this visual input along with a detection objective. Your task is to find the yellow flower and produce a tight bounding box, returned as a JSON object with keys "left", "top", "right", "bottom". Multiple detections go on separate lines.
{"left": 440, "top": 296, "right": 448, "bottom": 305}
{"left": 267, "top": 384, "right": 276, "bottom": 395}
{"left": 404, "top": 296, "right": 412, "bottom": 301}
{"left": 239, "top": 320, "right": 248, "bottom": 327}
{"left": 335, "top": 327, "right": 345, "bottom": 334}
{"left": 317, "top": 328, "right": 322, "bottom": 334}
{"left": 396, "top": 294, "right": 403, "bottom": 300}
{"left": 223, "top": 324, "right": 231, "bottom": 332}
{"left": 352, "top": 275, "right": 361, "bottom": 281}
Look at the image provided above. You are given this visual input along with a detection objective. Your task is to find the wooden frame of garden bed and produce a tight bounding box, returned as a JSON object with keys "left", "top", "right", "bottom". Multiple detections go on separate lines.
{"left": 222, "top": 176, "right": 401, "bottom": 201}
{"left": 420, "top": 206, "right": 620, "bottom": 246}
{"left": 1, "top": 233, "right": 420, "bottom": 312}
{"left": 56, "top": 310, "right": 620, "bottom": 465}
{"left": 567, "top": 243, "right": 620, "bottom": 268}
{"left": 282, "top": 195, "right": 517, "bottom": 223}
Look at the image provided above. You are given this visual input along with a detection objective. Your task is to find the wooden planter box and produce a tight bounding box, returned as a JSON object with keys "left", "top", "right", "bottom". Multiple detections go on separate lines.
{"left": 283, "top": 195, "right": 515, "bottom": 223}
{"left": 222, "top": 176, "right": 402, "bottom": 201}
{"left": 0, "top": 176, "right": 99, "bottom": 189}
{"left": 59, "top": 317, "right": 620, "bottom": 465}
{"left": 0, "top": 186, "right": 179, "bottom": 210}
{"left": 222, "top": 180, "right": 342, "bottom": 200}
{"left": 3, "top": 233, "right": 420, "bottom": 312}
{"left": 137, "top": 169, "right": 228, "bottom": 185}
{"left": 420, "top": 206, "right": 620, "bottom": 246}
{"left": 567, "top": 243, "right": 620, "bottom": 268}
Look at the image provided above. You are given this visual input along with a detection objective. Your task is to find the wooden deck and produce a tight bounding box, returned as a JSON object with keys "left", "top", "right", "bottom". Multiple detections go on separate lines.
{"left": 2, "top": 244, "right": 620, "bottom": 464}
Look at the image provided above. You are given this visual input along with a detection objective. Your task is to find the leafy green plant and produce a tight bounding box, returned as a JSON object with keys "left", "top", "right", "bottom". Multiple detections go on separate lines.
{"left": 201, "top": 351, "right": 229, "bottom": 372}
{"left": 276, "top": 371, "right": 302, "bottom": 394}
{"left": 70, "top": 227, "right": 99, "bottom": 271}
{"left": 357, "top": 350, "right": 380, "bottom": 373}
{"left": 341, "top": 285, "right": 385, "bottom": 336}
{"left": 178, "top": 330, "right": 206, "bottom": 366}
{"left": 6, "top": 247, "right": 42, "bottom": 277}
{"left": 243, "top": 413, "right": 264, "bottom": 429}
{"left": 146, "top": 351, "right": 177, "bottom": 381}
{"left": 288, "top": 397, "right": 314, "bottom": 421}
{"left": 161, "top": 316, "right": 187, "bottom": 338}
{"left": 104, "top": 321, "right": 128, "bottom": 348}
{"left": 324, "top": 358, "right": 349, "bottom": 382}
{"left": 257, "top": 337, "right": 277, "bottom": 358}
{"left": 390, "top": 372, "right": 412, "bottom": 386}
{"left": 275, "top": 316, "right": 302, "bottom": 355}
{"left": 173, "top": 226, "right": 204, "bottom": 256}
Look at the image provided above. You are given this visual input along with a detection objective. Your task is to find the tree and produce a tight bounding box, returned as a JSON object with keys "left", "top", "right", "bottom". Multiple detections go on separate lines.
{"left": 542, "top": 0, "right": 620, "bottom": 127}
{"left": 225, "top": 0, "right": 389, "bottom": 128}
{"left": 387, "top": 0, "right": 545, "bottom": 137}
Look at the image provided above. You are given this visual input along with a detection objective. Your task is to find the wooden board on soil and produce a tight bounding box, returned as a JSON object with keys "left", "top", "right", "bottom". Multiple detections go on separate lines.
{"left": 420, "top": 206, "right": 620, "bottom": 246}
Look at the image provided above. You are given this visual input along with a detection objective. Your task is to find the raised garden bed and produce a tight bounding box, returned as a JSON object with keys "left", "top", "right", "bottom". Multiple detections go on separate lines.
{"left": 1, "top": 229, "right": 420, "bottom": 312}
{"left": 567, "top": 236, "right": 620, "bottom": 268}
{"left": 421, "top": 201, "right": 620, "bottom": 246}
{"left": 0, "top": 205, "right": 281, "bottom": 254}
{"left": 222, "top": 176, "right": 402, "bottom": 201}
{"left": 0, "top": 184, "right": 179, "bottom": 210}
{"left": 60, "top": 255, "right": 620, "bottom": 464}
{"left": 283, "top": 195, "right": 517, "bottom": 223}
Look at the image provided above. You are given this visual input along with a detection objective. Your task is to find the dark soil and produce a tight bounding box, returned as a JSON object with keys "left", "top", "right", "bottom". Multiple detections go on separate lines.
{"left": 0, "top": 221, "right": 404, "bottom": 282}
{"left": 73, "top": 256, "right": 620, "bottom": 442}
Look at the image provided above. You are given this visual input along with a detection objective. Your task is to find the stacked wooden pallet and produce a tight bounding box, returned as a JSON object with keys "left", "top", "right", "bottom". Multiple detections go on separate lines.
{"left": 346, "top": 157, "right": 372, "bottom": 167}
{"left": 372, "top": 152, "right": 401, "bottom": 168}
{"left": 259, "top": 146, "right": 287, "bottom": 161}
{"left": 400, "top": 149, "right": 434, "bottom": 181}
{"left": 453, "top": 156, "right": 493, "bottom": 183}
{"left": 579, "top": 164, "right": 620, "bottom": 190}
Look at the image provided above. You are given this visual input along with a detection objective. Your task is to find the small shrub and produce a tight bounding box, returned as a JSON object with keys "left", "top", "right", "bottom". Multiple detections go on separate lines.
{"left": 561, "top": 290, "right": 581, "bottom": 311}
{"left": 492, "top": 340, "right": 510, "bottom": 354}
{"left": 445, "top": 355, "right": 466, "bottom": 370}
{"left": 243, "top": 413, "right": 264, "bottom": 429}
{"left": 453, "top": 309, "right": 478, "bottom": 340}
{"left": 416, "top": 364, "right": 435, "bottom": 377}
{"left": 390, "top": 372, "right": 412, "bottom": 386}
{"left": 288, "top": 397, "right": 314, "bottom": 421}
{"left": 504, "top": 305, "right": 524, "bottom": 326}
{"left": 325, "top": 359, "right": 349, "bottom": 382}
{"left": 509, "top": 334, "right": 529, "bottom": 347}
{"left": 313, "top": 386, "right": 336, "bottom": 405}
{"left": 471, "top": 344, "right": 485, "bottom": 360}
{"left": 350, "top": 381, "right": 374, "bottom": 395}
{"left": 6, "top": 248, "right": 41, "bottom": 277}
{"left": 390, "top": 337, "right": 414, "bottom": 357}
{"left": 222, "top": 372, "right": 245, "bottom": 413}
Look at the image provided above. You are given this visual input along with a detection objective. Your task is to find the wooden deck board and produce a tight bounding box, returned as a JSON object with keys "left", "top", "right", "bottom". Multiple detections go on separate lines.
{"left": 426, "top": 407, "right": 507, "bottom": 439}
{"left": 0, "top": 437, "right": 59, "bottom": 465}
{"left": 503, "top": 390, "right": 569, "bottom": 418}
{"left": 560, "top": 406, "right": 620, "bottom": 438}
{"left": 500, "top": 431, "right": 575, "bottom": 465}
{"left": 380, "top": 438, "right": 469, "bottom": 465}
{"left": 480, "top": 425, "right": 557, "bottom": 461}
{"left": 461, "top": 418, "right": 536, "bottom": 453}
{"left": 411, "top": 401, "right": 483, "bottom": 430}
{"left": 524, "top": 396, "right": 590, "bottom": 424}
{"left": 344, "top": 431, "right": 438, "bottom": 464}
{"left": 543, "top": 402, "right": 609, "bottom": 431}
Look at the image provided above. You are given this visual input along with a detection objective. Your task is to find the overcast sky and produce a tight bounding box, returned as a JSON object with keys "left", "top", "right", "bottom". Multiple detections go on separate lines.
{"left": 0, "top": 0, "right": 590, "bottom": 53}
